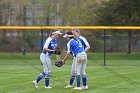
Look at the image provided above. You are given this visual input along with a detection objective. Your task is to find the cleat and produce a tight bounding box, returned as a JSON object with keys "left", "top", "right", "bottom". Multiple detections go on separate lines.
{"left": 45, "top": 86, "right": 52, "bottom": 89}
{"left": 32, "top": 80, "right": 38, "bottom": 88}
{"left": 65, "top": 84, "right": 72, "bottom": 88}
{"left": 81, "top": 85, "right": 88, "bottom": 90}
{"left": 73, "top": 87, "right": 81, "bottom": 90}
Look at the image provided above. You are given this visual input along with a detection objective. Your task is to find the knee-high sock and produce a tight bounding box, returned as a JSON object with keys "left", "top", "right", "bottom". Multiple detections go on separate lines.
{"left": 36, "top": 71, "right": 45, "bottom": 83}
{"left": 82, "top": 75, "right": 87, "bottom": 86}
{"left": 69, "top": 75, "right": 75, "bottom": 85}
{"left": 76, "top": 75, "right": 81, "bottom": 87}
{"left": 45, "top": 74, "right": 50, "bottom": 87}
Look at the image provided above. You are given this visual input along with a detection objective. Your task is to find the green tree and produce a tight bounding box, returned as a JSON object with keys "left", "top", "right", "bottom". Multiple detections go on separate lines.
{"left": 96, "top": 0, "right": 140, "bottom": 53}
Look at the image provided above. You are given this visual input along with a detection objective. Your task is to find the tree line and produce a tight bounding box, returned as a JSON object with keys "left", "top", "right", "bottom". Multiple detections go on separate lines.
{"left": 0, "top": 0, "right": 140, "bottom": 53}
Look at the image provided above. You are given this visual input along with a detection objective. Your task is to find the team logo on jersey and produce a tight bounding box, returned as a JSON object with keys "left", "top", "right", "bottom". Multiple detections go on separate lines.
{"left": 51, "top": 43, "right": 57, "bottom": 48}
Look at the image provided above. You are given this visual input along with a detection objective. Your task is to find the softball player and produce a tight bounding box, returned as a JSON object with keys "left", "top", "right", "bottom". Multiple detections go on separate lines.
{"left": 62, "top": 30, "right": 90, "bottom": 90}
{"left": 71, "top": 28, "right": 90, "bottom": 90}
{"left": 33, "top": 31, "right": 62, "bottom": 89}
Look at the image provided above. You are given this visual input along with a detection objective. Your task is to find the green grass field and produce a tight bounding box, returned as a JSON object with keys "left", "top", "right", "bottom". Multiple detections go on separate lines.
{"left": 0, "top": 53, "right": 140, "bottom": 93}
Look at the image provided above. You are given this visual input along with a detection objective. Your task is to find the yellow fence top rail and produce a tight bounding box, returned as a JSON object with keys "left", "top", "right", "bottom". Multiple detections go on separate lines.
{"left": 0, "top": 26, "right": 140, "bottom": 30}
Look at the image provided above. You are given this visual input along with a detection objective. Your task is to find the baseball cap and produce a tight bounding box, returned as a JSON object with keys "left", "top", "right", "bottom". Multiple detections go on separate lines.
{"left": 52, "top": 31, "right": 62, "bottom": 35}
{"left": 63, "top": 31, "right": 74, "bottom": 38}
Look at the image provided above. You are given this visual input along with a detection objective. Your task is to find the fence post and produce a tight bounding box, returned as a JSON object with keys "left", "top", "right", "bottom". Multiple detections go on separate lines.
{"left": 104, "top": 29, "right": 106, "bottom": 66}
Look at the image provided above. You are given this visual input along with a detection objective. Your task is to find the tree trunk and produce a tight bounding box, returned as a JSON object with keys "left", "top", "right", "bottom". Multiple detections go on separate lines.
{"left": 23, "top": 5, "right": 26, "bottom": 26}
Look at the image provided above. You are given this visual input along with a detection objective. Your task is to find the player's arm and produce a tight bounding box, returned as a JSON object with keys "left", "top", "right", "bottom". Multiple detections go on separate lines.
{"left": 62, "top": 52, "right": 71, "bottom": 63}
{"left": 82, "top": 37, "right": 90, "bottom": 52}
{"left": 62, "top": 41, "right": 71, "bottom": 63}
{"left": 43, "top": 37, "right": 55, "bottom": 52}
{"left": 85, "top": 45, "right": 90, "bottom": 52}
{"left": 44, "top": 48, "right": 54, "bottom": 52}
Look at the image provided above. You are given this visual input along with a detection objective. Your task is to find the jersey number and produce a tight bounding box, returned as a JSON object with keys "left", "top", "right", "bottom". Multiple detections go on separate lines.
{"left": 79, "top": 42, "right": 82, "bottom": 47}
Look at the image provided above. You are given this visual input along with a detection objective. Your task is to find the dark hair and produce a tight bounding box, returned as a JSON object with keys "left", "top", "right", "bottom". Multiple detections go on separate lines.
{"left": 67, "top": 32, "right": 74, "bottom": 39}
{"left": 66, "top": 31, "right": 73, "bottom": 35}
{"left": 69, "top": 37, "right": 74, "bottom": 39}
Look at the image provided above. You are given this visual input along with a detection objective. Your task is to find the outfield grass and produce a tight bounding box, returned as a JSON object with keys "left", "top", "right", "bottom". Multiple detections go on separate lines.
{"left": 0, "top": 53, "right": 140, "bottom": 93}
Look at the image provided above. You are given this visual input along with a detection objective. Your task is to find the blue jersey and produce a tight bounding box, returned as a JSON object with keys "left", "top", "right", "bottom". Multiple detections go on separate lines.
{"left": 67, "top": 38, "right": 85, "bottom": 56}
{"left": 42, "top": 37, "right": 57, "bottom": 56}
{"left": 78, "top": 36, "right": 89, "bottom": 50}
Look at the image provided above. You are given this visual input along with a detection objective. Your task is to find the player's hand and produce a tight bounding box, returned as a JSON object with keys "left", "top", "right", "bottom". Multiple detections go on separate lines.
{"left": 61, "top": 50, "right": 67, "bottom": 54}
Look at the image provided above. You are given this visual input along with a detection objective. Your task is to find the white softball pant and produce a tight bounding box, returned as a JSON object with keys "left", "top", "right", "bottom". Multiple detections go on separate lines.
{"left": 71, "top": 52, "right": 87, "bottom": 76}
{"left": 40, "top": 53, "right": 52, "bottom": 75}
